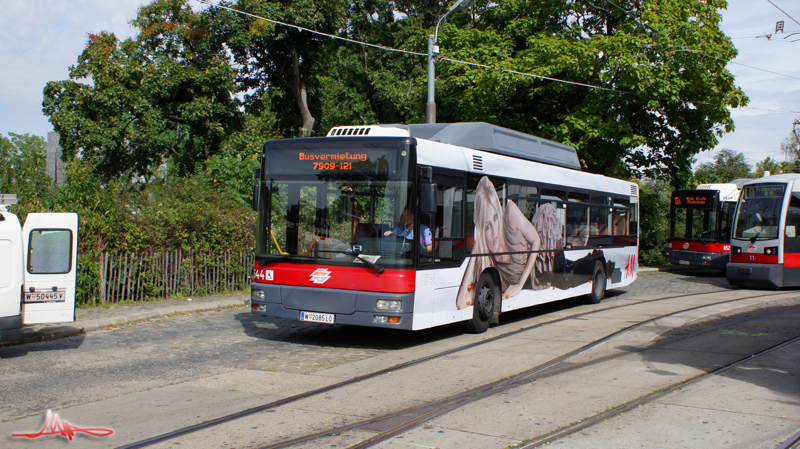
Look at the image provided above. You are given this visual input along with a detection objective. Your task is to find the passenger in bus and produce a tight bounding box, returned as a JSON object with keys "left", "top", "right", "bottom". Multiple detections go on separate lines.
{"left": 456, "top": 177, "right": 541, "bottom": 309}
{"left": 384, "top": 208, "right": 433, "bottom": 252}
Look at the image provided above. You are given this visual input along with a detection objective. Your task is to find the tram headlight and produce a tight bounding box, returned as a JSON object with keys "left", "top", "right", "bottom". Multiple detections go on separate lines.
{"left": 251, "top": 289, "right": 265, "bottom": 300}
{"left": 376, "top": 299, "right": 402, "bottom": 311}
{"left": 764, "top": 246, "right": 778, "bottom": 256}
{"left": 732, "top": 246, "right": 742, "bottom": 255}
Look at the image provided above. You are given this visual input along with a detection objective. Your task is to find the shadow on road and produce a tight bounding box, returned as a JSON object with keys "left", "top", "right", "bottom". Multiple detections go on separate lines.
{"left": 0, "top": 332, "right": 86, "bottom": 358}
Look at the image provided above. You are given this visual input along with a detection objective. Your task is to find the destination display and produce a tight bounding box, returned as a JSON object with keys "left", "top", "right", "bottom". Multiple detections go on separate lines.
{"left": 743, "top": 184, "right": 785, "bottom": 198}
{"left": 270, "top": 147, "right": 398, "bottom": 174}
{"left": 672, "top": 192, "right": 714, "bottom": 208}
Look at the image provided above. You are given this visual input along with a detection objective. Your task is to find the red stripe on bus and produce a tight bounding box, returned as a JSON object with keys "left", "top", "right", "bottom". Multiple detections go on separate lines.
{"left": 667, "top": 240, "right": 730, "bottom": 253}
{"left": 785, "top": 253, "right": 800, "bottom": 267}
{"left": 730, "top": 254, "right": 779, "bottom": 264}
{"left": 253, "top": 263, "right": 416, "bottom": 293}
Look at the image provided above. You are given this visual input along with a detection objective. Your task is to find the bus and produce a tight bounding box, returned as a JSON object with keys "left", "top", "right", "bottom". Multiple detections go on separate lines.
{"left": 667, "top": 183, "right": 741, "bottom": 269}
{"left": 727, "top": 174, "right": 800, "bottom": 289}
{"left": 249, "top": 122, "right": 639, "bottom": 333}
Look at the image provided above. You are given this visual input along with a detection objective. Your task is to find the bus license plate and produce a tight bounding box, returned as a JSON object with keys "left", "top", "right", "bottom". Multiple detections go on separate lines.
{"left": 300, "top": 311, "right": 334, "bottom": 324}
{"left": 679, "top": 260, "right": 691, "bottom": 265}
{"left": 24, "top": 291, "right": 66, "bottom": 303}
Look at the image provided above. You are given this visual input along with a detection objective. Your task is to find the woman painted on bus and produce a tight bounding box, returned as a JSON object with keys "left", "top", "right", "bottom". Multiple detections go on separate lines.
{"left": 456, "top": 177, "right": 541, "bottom": 310}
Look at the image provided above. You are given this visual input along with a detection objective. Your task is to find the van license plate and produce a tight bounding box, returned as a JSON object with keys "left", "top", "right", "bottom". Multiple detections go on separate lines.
{"left": 300, "top": 311, "right": 334, "bottom": 324}
{"left": 679, "top": 260, "right": 690, "bottom": 265}
{"left": 24, "top": 291, "right": 66, "bottom": 303}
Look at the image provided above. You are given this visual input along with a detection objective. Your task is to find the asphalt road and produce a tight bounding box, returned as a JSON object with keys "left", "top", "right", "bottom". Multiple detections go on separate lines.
{"left": 3, "top": 268, "right": 795, "bottom": 448}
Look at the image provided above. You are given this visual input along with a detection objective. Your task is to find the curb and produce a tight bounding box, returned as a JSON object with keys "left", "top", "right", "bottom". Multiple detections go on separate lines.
{"left": 639, "top": 266, "right": 721, "bottom": 272}
{"left": 3, "top": 298, "right": 248, "bottom": 346}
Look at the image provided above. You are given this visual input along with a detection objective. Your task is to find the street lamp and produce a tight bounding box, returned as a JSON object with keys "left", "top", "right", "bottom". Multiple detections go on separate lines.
{"left": 426, "top": 0, "right": 476, "bottom": 123}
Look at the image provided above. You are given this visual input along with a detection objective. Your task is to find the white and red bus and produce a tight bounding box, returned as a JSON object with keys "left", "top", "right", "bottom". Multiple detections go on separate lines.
{"left": 667, "top": 183, "right": 741, "bottom": 269}
{"left": 250, "top": 122, "right": 639, "bottom": 332}
{"left": 727, "top": 174, "right": 800, "bottom": 288}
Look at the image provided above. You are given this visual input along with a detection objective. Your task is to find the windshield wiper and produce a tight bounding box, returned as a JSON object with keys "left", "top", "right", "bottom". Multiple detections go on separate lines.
{"left": 320, "top": 249, "right": 385, "bottom": 274}
{"left": 750, "top": 226, "right": 766, "bottom": 244}
{"left": 694, "top": 233, "right": 708, "bottom": 244}
{"left": 257, "top": 254, "right": 314, "bottom": 265}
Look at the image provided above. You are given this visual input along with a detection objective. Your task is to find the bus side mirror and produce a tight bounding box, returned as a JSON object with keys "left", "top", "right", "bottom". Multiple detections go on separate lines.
{"left": 787, "top": 226, "right": 796, "bottom": 238}
{"left": 420, "top": 183, "right": 437, "bottom": 215}
{"left": 252, "top": 168, "right": 261, "bottom": 211}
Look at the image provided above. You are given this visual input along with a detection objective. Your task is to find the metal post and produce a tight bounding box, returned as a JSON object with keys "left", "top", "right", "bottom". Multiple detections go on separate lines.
{"left": 426, "top": 35, "right": 436, "bottom": 124}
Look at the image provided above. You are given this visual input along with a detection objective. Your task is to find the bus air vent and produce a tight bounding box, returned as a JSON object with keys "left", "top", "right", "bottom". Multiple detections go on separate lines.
{"left": 472, "top": 155, "right": 484, "bottom": 171}
{"left": 328, "top": 127, "right": 372, "bottom": 136}
{"left": 630, "top": 184, "right": 638, "bottom": 196}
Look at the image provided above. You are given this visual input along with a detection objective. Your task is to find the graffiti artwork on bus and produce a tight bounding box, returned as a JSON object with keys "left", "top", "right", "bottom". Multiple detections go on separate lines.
{"left": 456, "top": 176, "right": 606, "bottom": 309}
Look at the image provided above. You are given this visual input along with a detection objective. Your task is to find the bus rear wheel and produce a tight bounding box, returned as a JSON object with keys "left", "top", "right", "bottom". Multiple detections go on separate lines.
{"left": 586, "top": 261, "right": 606, "bottom": 304}
{"left": 461, "top": 272, "right": 497, "bottom": 333}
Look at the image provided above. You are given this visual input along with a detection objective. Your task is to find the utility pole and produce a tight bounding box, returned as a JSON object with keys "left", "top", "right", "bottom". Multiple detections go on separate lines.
{"left": 426, "top": 0, "right": 477, "bottom": 124}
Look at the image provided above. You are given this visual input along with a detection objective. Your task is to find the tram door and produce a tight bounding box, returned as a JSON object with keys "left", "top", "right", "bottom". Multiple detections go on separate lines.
{"left": 785, "top": 193, "right": 800, "bottom": 286}
{"left": 21, "top": 213, "right": 79, "bottom": 324}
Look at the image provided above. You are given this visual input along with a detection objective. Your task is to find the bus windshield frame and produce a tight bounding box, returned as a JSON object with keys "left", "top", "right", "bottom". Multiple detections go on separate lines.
{"left": 255, "top": 137, "right": 418, "bottom": 269}
{"left": 669, "top": 190, "right": 719, "bottom": 242}
{"left": 733, "top": 183, "right": 786, "bottom": 242}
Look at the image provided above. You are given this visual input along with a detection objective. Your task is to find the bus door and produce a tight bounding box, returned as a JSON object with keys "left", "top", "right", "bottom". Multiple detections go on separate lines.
{"left": 21, "top": 213, "right": 79, "bottom": 325}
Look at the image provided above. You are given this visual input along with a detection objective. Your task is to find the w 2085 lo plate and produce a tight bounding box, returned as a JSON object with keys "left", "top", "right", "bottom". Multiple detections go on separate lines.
{"left": 300, "top": 311, "right": 335, "bottom": 324}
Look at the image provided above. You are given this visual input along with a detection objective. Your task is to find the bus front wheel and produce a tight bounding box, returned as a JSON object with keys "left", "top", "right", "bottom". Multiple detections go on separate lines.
{"left": 461, "top": 272, "right": 497, "bottom": 333}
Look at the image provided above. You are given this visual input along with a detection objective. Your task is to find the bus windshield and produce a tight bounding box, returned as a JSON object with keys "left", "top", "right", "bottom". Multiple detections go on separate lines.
{"left": 670, "top": 191, "right": 718, "bottom": 242}
{"left": 733, "top": 184, "right": 785, "bottom": 241}
{"left": 256, "top": 139, "right": 415, "bottom": 268}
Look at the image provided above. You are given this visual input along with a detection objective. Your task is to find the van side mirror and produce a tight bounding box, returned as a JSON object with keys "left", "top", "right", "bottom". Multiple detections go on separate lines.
{"left": 252, "top": 168, "right": 261, "bottom": 211}
{"left": 420, "top": 183, "right": 437, "bottom": 214}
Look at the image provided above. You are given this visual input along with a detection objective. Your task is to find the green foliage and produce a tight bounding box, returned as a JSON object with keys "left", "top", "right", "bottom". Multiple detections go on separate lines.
{"left": 43, "top": 0, "right": 240, "bottom": 181}
{"left": 433, "top": 0, "right": 746, "bottom": 182}
{"left": 637, "top": 178, "right": 671, "bottom": 266}
{"left": 780, "top": 130, "right": 799, "bottom": 171}
{"left": 754, "top": 156, "right": 785, "bottom": 178}
{"left": 0, "top": 132, "right": 52, "bottom": 201}
{"left": 693, "top": 148, "right": 752, "bottom": 185}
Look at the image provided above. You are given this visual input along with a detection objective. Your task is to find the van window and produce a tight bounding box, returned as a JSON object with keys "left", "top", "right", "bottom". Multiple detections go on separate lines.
{"left": 28, "top": 229, "right": 72, "bottom": 274}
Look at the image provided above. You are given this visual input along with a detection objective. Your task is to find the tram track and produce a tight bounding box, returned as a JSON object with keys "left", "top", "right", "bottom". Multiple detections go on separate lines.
{"left": 117, "top": 289, "right": 794, "bottom": 449}
{"left": 258, "top": 293, "right": 793, "bottom": 449}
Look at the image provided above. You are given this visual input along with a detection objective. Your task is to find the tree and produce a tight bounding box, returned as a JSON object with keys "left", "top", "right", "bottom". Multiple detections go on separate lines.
{"left": 781, "top": 129, "right": 800, "bottom": 172}
{"left": 754, "top": 156, "right": 784, "bottom": 178}
{"left": 43, "top": 0, "right": 240, "bottom": 181}
{"left": 430, "top": 0, "right": 746, "bottom": 182}
{"left": 693, "top": 148, "right": 751, "bottom": 185}
{"left": 0, "top": 132, "right": 51, "bottom": 202}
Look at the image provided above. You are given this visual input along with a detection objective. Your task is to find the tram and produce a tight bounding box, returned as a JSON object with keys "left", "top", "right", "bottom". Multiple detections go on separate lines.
{"left": 727, "top": 174, "right": 800, "bottom": 288}
{"left": 250, "top": 122, "right": 639, "bottom": 332}
{"left": 666, "top": 183, "right": 741, "bottom": 269}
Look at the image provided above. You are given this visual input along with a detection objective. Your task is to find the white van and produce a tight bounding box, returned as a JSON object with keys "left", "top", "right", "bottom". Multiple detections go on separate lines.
{"left": 0, "top": 194, "right": 79, "bottom": 343}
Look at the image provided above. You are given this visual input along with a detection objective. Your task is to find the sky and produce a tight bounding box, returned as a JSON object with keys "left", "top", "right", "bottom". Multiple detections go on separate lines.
{"left": 1, "top": 0, "right": 798, "bottom": 171}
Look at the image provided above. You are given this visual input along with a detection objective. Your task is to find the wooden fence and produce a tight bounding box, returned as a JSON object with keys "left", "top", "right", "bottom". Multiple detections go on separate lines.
{"left": 81, "top": 251, "right": 256, "bottom": 304}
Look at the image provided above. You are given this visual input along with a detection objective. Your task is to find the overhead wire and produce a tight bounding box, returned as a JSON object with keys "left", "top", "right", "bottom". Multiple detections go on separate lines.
{"left": 196, "top": 0, "right": 639, "bottom": 96}
{"left": 767, "top": 0, "right": 800, "bottom": 27}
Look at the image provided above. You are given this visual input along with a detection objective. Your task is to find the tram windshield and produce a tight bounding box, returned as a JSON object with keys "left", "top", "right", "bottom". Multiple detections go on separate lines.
{"left": 255, "top": 139, "right": 416, "bottom": 268}
{"left": 733, "top": 184, "right": 785, "bottom": 241}
{"left": 670, "top": 191, "right": 718, "bottom": 242}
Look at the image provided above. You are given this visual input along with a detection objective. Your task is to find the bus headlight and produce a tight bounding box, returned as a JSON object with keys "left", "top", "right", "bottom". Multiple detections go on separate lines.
{"left": 251, "top": 289, "right": 265, "bottom": 300}
{"left": 701, "top": 254, "right": 712, "bottom": 261}
{"left": 373, "top": 315, "right": 401, "bottom": 324}
{"left": 376, "top": 300, "right": 402, "bottom": 311}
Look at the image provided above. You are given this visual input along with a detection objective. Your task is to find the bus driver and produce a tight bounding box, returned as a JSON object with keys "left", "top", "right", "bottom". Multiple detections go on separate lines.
{"left": 384, "top": 208, "right": 433, "bottom": 252}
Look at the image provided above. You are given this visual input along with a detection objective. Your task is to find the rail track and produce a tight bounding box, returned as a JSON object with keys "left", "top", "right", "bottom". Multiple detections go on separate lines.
{"left": 117, "top": 289, "right": 798, "bottom": 449}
